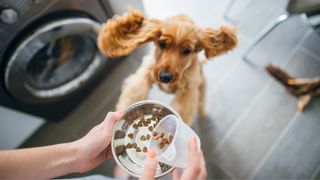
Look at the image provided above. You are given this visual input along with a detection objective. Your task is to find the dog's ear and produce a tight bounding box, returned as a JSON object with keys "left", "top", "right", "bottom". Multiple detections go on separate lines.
{"left": 197, "top": 26, "right": 237, "bottom": 59}
{"left": 98, "top": 9, "right": 161, "bottom": 57}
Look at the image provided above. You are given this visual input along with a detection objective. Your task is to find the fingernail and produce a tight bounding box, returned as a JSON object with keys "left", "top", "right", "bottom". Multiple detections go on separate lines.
{"left": 148, "top": 150, "right": 156, "bottom": 158}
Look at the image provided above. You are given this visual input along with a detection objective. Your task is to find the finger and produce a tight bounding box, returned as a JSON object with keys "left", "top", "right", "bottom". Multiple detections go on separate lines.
{"left": 103, "top": 111, "right": 125, "bottom": 125}
{"left": 188, "top": 137, "right": 200, "bottom": 167}
{"left": 103, "top": 111, "right": 124, "bottom": 141}
{"left": 198, "top": 150, "right": 207, "bottom": 180}
{"left": 189, "top": 137, "right": 198, "bottom": 155}
{"left": 105, "top": 145, "right": 113, "bottom": 159}
{"left": 172, "top": 168, "right": 180, "bottom": 180}
{"left": 140, "top": 151, "right": 157, "bottom": 180}
{"left": 180, "top": 137, "right": 201, "bottom": 179}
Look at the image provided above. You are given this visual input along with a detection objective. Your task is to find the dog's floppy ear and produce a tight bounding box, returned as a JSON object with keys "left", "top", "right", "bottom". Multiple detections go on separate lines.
{"left": 98, "top": 9, "right": 161, "bottom": 57}
{"left": 197, "top": 26, "right": 237, "bottom": 59}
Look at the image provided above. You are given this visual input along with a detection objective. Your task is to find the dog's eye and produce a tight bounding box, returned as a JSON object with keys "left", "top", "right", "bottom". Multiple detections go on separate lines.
{"left": 159, "top": 41, "right": 166, "bottom": 50}
{"left": 182, "top": 48, "right": 191, "bottom": 56}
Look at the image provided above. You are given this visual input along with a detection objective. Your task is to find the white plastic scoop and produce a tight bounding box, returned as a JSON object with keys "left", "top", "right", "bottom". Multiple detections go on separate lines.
{"left": 148, "top": 114, "right": 201, "bottom": 168}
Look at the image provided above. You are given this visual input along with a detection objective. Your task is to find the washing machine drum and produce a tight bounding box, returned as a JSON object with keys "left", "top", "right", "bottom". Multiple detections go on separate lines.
{"left": 5, "top": 17, "right": 105, "bottom": 103}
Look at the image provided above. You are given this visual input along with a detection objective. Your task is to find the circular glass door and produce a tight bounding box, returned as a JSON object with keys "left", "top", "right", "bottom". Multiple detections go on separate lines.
{"left": 5, "top": 18, "right": 106, "bottom": 103}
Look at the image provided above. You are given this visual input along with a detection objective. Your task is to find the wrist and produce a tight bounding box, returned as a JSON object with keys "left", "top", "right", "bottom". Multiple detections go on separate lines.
{"left": 58, "top": 142, "right": 82, "bottom": 174}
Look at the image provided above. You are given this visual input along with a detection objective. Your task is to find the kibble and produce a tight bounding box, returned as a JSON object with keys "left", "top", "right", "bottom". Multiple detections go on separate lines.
{"left": 115, "top": 130, "right": 125, "bottom": 139}
{"left": 159, "top": 132, "right": 164, "bottom": 138}
{"left": 160, "top": 163, "right": 171, "bottom": 172}
{"left": 152, "top": 131, "right": 158, "bottom": 137}
{"left": 143, "top": 146, "right": 148, "bottom": 153}
{"left": 128, "top": 133, "right": 134, "bottom": 139}
{"left": 136, "top": 147, "right": 141, "bottom": 152}
{"left": 132, "top": 143, "right": 137, "bottom": 148}
{"left": 140, "top": 135, "right": 146, "bottom": 141}
{"left": 152, "top": 114, "right": 157, "bottom": 120}
{"left": 151, "top": 130, "right": 174, "bottom": 150}
{"left": 133, "top": 124, "right": 138, "bottom": 129}
{"left": 160, "top": 142, "right": 165, "bottom": 149}
{"left": 162, "top": 138, "right": 169, "bottom": 144}
{"left": 124, "top": 114, "right": 173, "bottom": 155}
{"left": 146, "top": 134, "right": 151, "bottom": 140}
{"left": 115, "top": 145, "right": 126, "bottom": 156}
{"left": 126, "top": 143, "right": 133, "bottom": 148}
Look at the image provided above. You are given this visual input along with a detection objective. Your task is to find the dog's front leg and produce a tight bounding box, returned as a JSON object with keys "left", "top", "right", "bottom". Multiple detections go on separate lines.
{"left": 172, "top": 88, "right": 199, "bottom": 125}
{"left": 116, "top": 55, "right": 154, "bottom": 111}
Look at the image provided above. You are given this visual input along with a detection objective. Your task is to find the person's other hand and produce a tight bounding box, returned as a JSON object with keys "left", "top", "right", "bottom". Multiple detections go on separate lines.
{"left": 172, "top": 137, "right": 207, "bottom": 180}
{"left": 140, "top": 137, "right": 207, "bottom": 180}
{"left": 72, "top": 111, "right": 124, "bottom": 173}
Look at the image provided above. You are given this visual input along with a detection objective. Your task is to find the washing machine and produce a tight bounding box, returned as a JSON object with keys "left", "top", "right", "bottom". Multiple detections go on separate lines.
{"left": 0, "top": 0, "right": 115, "bottom": 120}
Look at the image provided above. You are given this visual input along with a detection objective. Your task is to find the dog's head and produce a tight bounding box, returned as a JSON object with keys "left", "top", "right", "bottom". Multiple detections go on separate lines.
{"left": 98, "top": 9, "right": 237, "bottom": 84}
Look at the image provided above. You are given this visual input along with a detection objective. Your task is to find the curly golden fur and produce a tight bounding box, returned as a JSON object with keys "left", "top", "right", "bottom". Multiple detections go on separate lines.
{"left": 98, "top": 9, "right": 237, "bottom": 125}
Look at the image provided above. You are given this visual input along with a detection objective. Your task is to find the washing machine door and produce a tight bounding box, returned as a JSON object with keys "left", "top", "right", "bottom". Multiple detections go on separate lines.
{"left": 5, "top": 17, "right": 105, "bottom": 103}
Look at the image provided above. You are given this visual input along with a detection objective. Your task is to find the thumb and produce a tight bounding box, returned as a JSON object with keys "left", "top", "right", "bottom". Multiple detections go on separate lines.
{"left": 140, "top": 151, "right": 157, "bottom": 180}
{"left": 103, "top": 111, "right": 124, "bottom": 141}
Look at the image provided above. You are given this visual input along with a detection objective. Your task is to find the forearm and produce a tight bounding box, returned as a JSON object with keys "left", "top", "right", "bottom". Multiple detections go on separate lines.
{"left": 0, "top": 142, "right": 79, "bottom": 179}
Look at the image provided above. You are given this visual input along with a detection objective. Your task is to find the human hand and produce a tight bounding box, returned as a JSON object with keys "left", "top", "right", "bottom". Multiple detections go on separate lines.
{"left": 172, "top": 138, "right": 207, "bottom": 180}
{"left": 140, "top": 151, "right": 158, "bottom": 180}
{"left": 71, "top": 111, "right": 124, "bottom": 173}
{"left": 140, "top": 137, "right": 207, "bottom": 180}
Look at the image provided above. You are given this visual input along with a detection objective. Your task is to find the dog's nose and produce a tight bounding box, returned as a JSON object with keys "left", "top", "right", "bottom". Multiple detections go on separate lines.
{"left": 159, "top": 71, "right": 174, "bottom": 83}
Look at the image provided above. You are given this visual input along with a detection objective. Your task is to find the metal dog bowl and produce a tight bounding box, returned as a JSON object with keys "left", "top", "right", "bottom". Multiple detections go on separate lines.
{"left": 111, "top": 100, "right": 180, "bottom": 178}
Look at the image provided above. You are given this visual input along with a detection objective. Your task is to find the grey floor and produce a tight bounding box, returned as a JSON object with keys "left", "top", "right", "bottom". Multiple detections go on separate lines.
{"left": 22, "top": 0, "right": 320, "bottom": 179}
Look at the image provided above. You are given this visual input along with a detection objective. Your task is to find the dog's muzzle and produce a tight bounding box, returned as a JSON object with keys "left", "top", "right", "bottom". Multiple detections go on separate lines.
{"left": 159, "top": 71, "right": 174, "bottom": 83}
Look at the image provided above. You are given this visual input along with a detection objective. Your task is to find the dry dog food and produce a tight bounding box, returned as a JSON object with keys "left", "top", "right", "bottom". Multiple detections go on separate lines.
{"left": 143, "top": 146, "right": 148, "bottom": 153}
{"left": 159, "top": 142, "right": 165, "bottom": 149}
{"left": 125, "top": 114, "right": 171, "bottom": 154}
{"left": 159, "top": 162, "right": 172, "bottom": 172}
{"left": 115, "top": 145, "right": 126, "bottom": 156}
{"left": 128, "top": 133, "right": 134, "bottom": 139}
{"left": 136, "top": 147, "right": 141, "bottom": 152}
{"left": 115, "top": 130, "right": 125, "bottom": 139}
{"left": 132, "top": 143, "right": 137, "bottom": 148}
{"left": 140, "top": 135, "right": 146, "bottom": 141}
{"left": 146, "top": 134, "right": 151, "bottom": 140}
{"left": 126, "top": 143, "right": 133, "bottom": 148}
{"left": 152, "top": 131, "right": 173, "bottom": 149}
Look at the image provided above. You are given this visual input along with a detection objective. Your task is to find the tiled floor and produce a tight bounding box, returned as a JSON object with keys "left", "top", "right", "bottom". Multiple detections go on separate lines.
{"left": 22, "top": 0, "right": 320, "bottom": 179}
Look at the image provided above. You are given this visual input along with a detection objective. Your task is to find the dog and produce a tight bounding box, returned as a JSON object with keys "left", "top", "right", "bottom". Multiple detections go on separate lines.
{"left": 98, "top": 9, "right": 237, "bottom": 125}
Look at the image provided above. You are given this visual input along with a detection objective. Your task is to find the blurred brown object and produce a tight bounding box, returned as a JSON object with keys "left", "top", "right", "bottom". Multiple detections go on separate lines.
{"left": 58, "top": 36, "right": 75, "bottom": 65}
{"left": 265, "top": 64, "right": 320, "bottom": 111}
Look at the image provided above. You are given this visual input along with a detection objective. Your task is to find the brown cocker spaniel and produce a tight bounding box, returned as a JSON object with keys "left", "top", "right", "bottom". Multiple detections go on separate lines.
{"left": 98, "top": 9, "right": 237, "bottom": 125}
